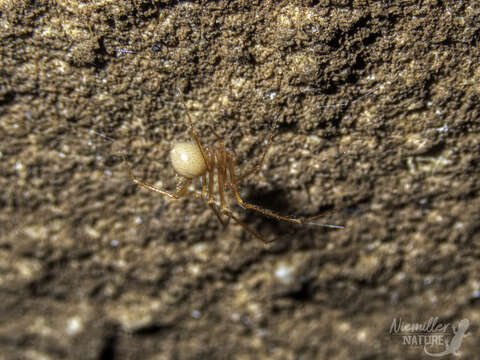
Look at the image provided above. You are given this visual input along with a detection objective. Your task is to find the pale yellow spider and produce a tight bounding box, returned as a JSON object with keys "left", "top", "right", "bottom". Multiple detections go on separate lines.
{"left": 122, "top": 91, "right": 343, "bottom": 243}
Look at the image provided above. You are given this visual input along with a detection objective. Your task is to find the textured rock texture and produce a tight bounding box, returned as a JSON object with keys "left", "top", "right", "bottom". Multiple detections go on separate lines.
{"left": 1, "top": 1, "right": 479, "bottom": 359}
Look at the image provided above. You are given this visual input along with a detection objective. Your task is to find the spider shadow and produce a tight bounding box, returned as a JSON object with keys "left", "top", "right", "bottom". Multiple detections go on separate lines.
{"left": 240, "top": 187, "right": 326, "bottom": 247}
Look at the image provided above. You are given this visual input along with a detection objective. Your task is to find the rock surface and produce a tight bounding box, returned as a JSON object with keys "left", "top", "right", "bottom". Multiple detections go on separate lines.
{"left": 1, "top": 1, "right": 479, "bottom": 359}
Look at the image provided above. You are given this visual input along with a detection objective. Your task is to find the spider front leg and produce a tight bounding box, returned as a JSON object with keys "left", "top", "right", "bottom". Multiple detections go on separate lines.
{"left": 233, "top": 116, "right": 278, "bottom": 184}
{"left": 177, "top": 88, "right": 212, "bottom": 173}
{"left": 122, "top": 154, "right": 190, "bottom": 199}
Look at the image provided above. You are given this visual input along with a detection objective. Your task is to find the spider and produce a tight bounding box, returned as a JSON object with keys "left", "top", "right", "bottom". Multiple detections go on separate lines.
{"left": 121, "top": 91, "right": 343, "bottom": 243}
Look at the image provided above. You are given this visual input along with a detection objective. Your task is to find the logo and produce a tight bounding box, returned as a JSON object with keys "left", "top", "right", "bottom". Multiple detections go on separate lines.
{"left": 389, "top": 317, "right": 470, "bottom": 357}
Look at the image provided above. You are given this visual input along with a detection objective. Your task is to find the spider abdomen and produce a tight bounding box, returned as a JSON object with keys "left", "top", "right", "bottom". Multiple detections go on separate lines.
{"left": 170, "top": 142, "right": 207, "bottom": 178}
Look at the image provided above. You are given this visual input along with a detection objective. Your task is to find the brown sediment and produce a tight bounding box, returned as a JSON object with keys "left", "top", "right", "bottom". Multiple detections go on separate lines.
{"left": 0, "top": 1, "right": 479, "bottom": 359}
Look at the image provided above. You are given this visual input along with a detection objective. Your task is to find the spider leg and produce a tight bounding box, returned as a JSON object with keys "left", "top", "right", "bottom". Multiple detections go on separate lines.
{"left": 205, "top": 148, "right": 230, "bottom": 228}
{"left": 217, "top": 152, "right": 231, "bottom": 230}
{"left": 227, "top": 155, "right": 340, "bottom": 226}
{"left": 234, "top": 116, "right": 278, "bottom": 184}
{"left": 122, "top": 154, "right": 190, "bottom": 199}
{"left": 206, "top": 124, "right": 223, "bottom": 143}
{"left": 201, "top": 174, "right": 207, "bottom": 198}
{"left": 208, "top": 203, "right": 227, "bottom": 227}
{"left": 177, "top": 88, "right": 212, "bottom": 172}
{"left": 223, "top": 209, "right": 272, "bottom": 244}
